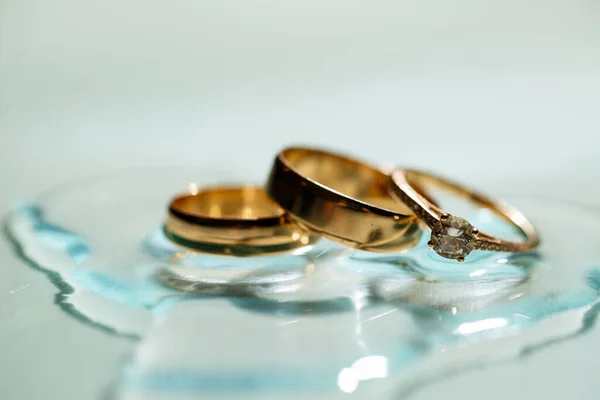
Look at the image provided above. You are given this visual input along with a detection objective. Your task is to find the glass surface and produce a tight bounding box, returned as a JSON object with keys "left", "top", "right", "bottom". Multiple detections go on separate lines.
{"left": 5, "top": 168, "right": 600, "bottom": 399}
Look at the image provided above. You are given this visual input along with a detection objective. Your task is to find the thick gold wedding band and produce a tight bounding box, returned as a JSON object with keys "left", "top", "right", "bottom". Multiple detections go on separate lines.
{"left": 265, "top": 147, "right": 422, "bottom": 252}
{"left": 164, "top": 186, "right": 319, "bottom": 256}
{"left": 389, "top": 168, "right": 540, "bottom": 262}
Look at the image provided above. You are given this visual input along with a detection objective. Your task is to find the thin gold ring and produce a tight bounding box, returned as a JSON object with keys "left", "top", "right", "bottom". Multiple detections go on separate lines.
{"left": 165, "top": 185, "right": 319, "bottom": 256}
{"left": 389, "top": 168, "right": 540, "bottom": 262}
{"left": 265, "top": 147, "right": 423, "bottom": 252}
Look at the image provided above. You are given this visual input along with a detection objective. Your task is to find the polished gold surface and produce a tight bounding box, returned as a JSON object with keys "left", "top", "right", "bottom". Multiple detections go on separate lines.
{"left": 265, "top": 147, "right": 423, "bottom": 252}
{"left": 165, "top": 186, "right": 318, "bottom": 256}
{"left": 389, "top": 168, "right": 540, "bottom": 261}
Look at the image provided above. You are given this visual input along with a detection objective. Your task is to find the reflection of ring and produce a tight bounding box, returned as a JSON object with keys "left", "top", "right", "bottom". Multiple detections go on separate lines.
{"left": 389, "top": 169, "right": 540, "bottom": 262}
{"left": 165, "top": 186, "right": 319, "bottom": 256}
{"left": 265, "top": 147, "right": 422, "bottom": 252}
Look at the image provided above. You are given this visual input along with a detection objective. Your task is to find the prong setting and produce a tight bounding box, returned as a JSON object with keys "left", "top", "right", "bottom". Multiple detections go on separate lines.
{"left": 429, "top": 215, "right": 476, "bottom": 262}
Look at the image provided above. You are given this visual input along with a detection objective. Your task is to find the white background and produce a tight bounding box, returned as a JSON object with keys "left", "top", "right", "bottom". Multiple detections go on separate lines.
{"left": 1, "top": 1, "right": 599, "bottom": 399}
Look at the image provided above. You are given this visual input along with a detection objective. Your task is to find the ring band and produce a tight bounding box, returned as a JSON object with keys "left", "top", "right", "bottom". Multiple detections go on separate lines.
{"left": 265, "top": 147, "right": 422, "bottom": 252}
{"left": 389, "top": 169, "right": 540, "bottom": 262}
{"left": 164, "top": 186, "right": 319, "bottom": 256}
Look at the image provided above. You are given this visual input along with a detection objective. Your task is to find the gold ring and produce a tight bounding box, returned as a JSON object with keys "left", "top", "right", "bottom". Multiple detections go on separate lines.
{"left": 265, "top": 147, "right": 422, "bottom": 252}
{"left": 164, "top": 185, "right": 319, "bottom": 256}
{"left": 389, "top": 168, "right": 540, "bottom": 262}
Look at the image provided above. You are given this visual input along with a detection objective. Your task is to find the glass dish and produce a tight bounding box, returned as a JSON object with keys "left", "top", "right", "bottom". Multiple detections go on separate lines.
{"left": 6, "top": 168, "right": 600, "bottom": 399}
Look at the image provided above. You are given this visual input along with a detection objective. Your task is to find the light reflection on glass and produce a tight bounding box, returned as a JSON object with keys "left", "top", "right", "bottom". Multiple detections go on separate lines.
{"left": 337, "top": 367, "right": 358, "bottom": 393}
{"left": 352, "top": 290, "right": 369, "bottom": 311}
{"left": 455, "top": 318, "right": 508, "bottom": 335}
{"left": 469, "top": 269, "right": 487, "bottom": 278}
{"left": 337, "top": 355, "right": 388, "bottom": 393}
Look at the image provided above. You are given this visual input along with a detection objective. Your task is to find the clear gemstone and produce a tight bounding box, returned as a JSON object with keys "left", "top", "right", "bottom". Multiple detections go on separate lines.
{"left": 430, "top": 215, "right": 476, "bottom": 260}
